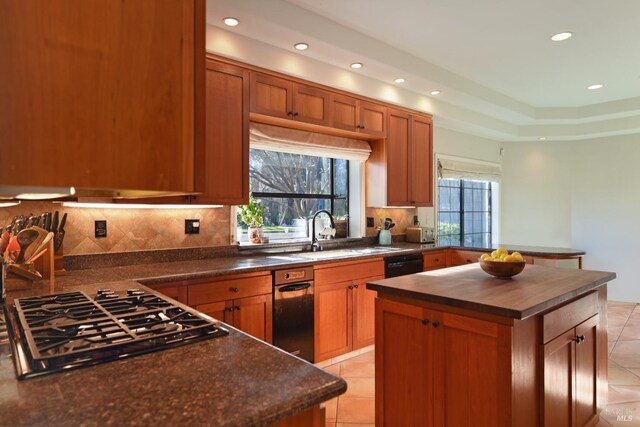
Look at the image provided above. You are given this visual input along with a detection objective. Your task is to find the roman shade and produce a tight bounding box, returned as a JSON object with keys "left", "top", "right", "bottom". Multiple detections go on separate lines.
{"left": 250, "top": 123, "right": 372, "bottom": 161}
{"left": 437, "top": 157, "right": 502, "bottom": 182}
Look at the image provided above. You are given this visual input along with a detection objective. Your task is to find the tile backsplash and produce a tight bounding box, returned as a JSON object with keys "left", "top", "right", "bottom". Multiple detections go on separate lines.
{"left": 364, "top": 207, "right": 417, "bottom": 237}
{"left": 0, "top": 202, "right": 231, "bottom": 255}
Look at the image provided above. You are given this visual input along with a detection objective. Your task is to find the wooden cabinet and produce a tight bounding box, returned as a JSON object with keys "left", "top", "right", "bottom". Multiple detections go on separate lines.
{"left": 250, "top": 72, "right": 331, "bottom": 126}
{"left": 188, "top": 271, "right": 273, "bottom": 343}
{"left": 0, "top": 0, "right": 205, "bottom": 194}
{"left": 376, "top": 298, "right": 507, "bottom": 426}
{"left": 447, "top": 249, "right": 483, "bottom": 266}
{"left": 147, "top": 283, "right": 188, "bottom": 305}
{"left": 375, "top": 284, "right": 608, "bottom": 426}
{"left": 542, "top": 292, "right": 599, "bottom": 426}
{"left": 330, "top": 94, "right": 386, "bottom": 137}
{"left": 367, "top": 109, "right": 433, "bottom": 207}
{"left": 423, "top": 250, "right": 447, "bottom": 271}
{"left": 193, "top": 59, "right": 250, "bottom": 205}
{"left": 314, "top": 259, "right": 384, "bottom": 361}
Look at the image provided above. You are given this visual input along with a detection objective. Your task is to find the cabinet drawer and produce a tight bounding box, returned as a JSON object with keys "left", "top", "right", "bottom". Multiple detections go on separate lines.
{"left": 542, "top": 291, "right": 598, "bottom": 343}
{"left": 448, "top": 249, "right": 483, "bottom": 266}
{"left": 423, "top": 251, "right": 446, "bottom": 269}
{"left": 147, "top": 284, "right": 188, "bottom": 304}
{"left": 315, "top": 258, "right": 384, "bottom": 284}
{"left": 188, "top": 274, "right": 272, "bottom": 306}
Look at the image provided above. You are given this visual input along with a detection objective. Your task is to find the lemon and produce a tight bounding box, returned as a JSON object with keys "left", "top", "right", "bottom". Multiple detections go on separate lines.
{"left": 496, "top": 247, "right": 508, "bottom": 257}
{"left": 480, "top": 253, "right": 492, "bottom": 261}
{"left": 504, "top": 254, "right": 519, "bottom": 262}
{"left": 511, "top": 252, "right": 524, "bottom": 262}
{"left": 491, "top": 250, "right": 500, "bottom": 259}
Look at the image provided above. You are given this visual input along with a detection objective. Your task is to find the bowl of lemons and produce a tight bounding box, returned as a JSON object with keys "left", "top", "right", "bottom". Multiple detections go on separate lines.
{"left": 478, "top": 248, "right": 526, "bottom": 278}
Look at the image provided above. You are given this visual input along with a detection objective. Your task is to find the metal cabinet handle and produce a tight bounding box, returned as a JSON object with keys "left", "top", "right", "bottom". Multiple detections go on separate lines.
{"left": 421, "top": 319, "right": 430, "bottom": 325}
{"left": 226, "top": 307, "right": 233, "bottom": 312}
{"left": 293, "top": 112, "right": 299, "bottom": 116}
{"left": 354, "top": 284, "right": 359, "bottom": 289}
{"left": 574, "top": 335, "right": 585, "bottom": 344}
{"left": 231, "top": 287, "right": 238, "bottom": 293}
{"left": 434, "top": 258, "right": 439, "bottom": 262}
{"left": 287, "top": 111, "right": 294, "bottom": 116}
{"left": 348, "top": 285, "right": 354, "bottom": 290}
{"left": 466, "top": 259, "right": 472, "bottom": 263}
{"left": 432, "top": 321, "right": 440, "bottom": 328}
{"left": 235, "top": 306, "right": 241, "bottom": 311}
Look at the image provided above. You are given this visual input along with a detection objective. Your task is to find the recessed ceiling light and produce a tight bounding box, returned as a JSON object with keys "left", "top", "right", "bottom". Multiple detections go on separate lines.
{"left": 551, "top": 32, "right": 572, "bottom": 42}
{"left": 430, "top": 90, "right": 441, "bottom": 95}
{"left": 394, "top": 78, "right": 405, "bottom": 84}
{"left": 223, "top": 17, "right": 239, "bottom": 27}
{"left": 587, "top": 84, "right": 604, "bottom": 90}
{"left": 538, "top": 137, "right": 547, "bottom": 141}
{"left": 294, "top": 43, "right": 309, "bottom": 51}
{"left": 350, "top": 62, "right": 363, "bottom": 69}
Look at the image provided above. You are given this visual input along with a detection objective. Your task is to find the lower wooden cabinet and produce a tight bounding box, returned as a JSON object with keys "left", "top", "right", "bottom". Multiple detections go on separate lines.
{"left": 446, "top": 249, "right": 483, "bottom": 266}
{"left": 375, "top": 288, "right": 607, "bottom": 426}
{"left": 196, "top": 294, "right": 272, "bottom": 343}
{"left": 314, "top": 259, "right": 384, "bottom": 362}
{"left": 423, "top": 250, "right": 446, "bottom": 271}
{"left": 147, "top": 283, "right": 188, "bottom": 305}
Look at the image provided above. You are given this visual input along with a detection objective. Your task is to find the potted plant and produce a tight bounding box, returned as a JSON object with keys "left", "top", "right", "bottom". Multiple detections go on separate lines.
{"left": 238, "top": 196, "right": 265, "bottom": 244}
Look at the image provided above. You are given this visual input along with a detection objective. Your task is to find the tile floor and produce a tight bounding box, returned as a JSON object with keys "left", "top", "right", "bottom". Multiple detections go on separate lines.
{"left": 318, "top": 301, "right": 640, "bottom": 427}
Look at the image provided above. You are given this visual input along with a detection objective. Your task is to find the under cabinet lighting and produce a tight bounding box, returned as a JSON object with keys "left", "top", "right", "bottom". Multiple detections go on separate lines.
{"left": 0, "top": 186, "right": 76, "bottom": 200}
{"left": 551, "top": 32, "right": 572, "bottom": 42}
{"left": 538, "top": 137, "right": 547, "bottom": 141}
{"left": 394, "top": 78, "right": 405, "bottom": 84}
{"left": 294, "top": 43, "right": 309, "bottom": 51}
{"left": 62, "top": 202, "right": 222, "bottom": 209}
{"left": 587, "top": 84, "right": 604, "bottom": 90}
{"left": 430, "top": 90, "right": 441, "bottom": 95}
{"left": 350, "top": 62, "right": 363, "bottom": 69}
{"left": 0, "top": 201, "right": 21, "bottom": 208}
{"left": 223, "top": 17, "right": 239, "bottom": 27}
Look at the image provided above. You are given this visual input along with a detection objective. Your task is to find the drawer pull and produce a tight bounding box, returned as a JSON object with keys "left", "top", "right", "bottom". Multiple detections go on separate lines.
{"left": 348, "top": 285, "right": 354, "bottom": 290}
{"left": 354, "top": 284, "right": 359, "bottom": 289}
{"left": 231, "top": 287, "right": 238, "bottom": 293}
{"left": 421, "top": 318, "right": 430, "bottom": 325}
{"left": 434, "top": 258, "right": 439, "bottom": 262}
{"left": 235, "top": 305, "right": 241, "bottom": 311}
{"left": 574, "top": 335, "right": 585, "bottom": 344}
{"left": 432, "top": 321, "right": 440, "bottom": 328}
{"left": 226, "top": 307, "right": 233, "bottom": 312}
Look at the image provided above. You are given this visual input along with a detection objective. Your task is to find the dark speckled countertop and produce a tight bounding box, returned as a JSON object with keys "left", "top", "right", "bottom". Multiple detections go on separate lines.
{"left": 0, "top": 281, "right": 346, "bottom": 427}
{"left": 0, "top": 242, "right": 584, "bottom": 426}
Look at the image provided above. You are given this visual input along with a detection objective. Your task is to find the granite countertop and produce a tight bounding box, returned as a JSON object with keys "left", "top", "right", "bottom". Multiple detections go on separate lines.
{"left": 0, "top": 281, "right": 347, "bottom": 427}
{"left": 367, "top": 263, "right": 615, "bottom": 319}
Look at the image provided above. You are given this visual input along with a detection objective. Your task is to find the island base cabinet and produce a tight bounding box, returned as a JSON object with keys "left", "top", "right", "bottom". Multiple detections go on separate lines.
{"left": 375, "top": 298, "right": 511, "bottom": 427}
{"left": 542, "top": 314, "right": 599, "bottom": 427}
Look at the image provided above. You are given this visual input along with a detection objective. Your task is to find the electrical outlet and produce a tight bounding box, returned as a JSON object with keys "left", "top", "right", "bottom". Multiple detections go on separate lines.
{"left": 366, "top": 217, "right": 375, "bottom": 227}
{"left": 95, "top": 220, "right": 107, "bottom": 238}
{"left": 185, "top": 219, "right": 200, "bottom": 234}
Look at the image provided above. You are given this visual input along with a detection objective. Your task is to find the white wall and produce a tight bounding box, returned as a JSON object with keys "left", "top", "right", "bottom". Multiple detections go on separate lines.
{"left": 501, "top": 134, "right": 640, "bottom": 302}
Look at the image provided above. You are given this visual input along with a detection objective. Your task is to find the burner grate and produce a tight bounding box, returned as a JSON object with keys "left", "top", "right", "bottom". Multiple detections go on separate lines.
{"left": 6, "top": 290, "right": 228, "bottom": 379}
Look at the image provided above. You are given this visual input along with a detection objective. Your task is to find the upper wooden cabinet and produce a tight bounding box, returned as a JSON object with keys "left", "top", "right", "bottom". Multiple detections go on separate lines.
{"left": 331, "top": 94, "right": 386, "bottom": 137}
{"left": 192, "top": 60, "right": 250, "bottom": 205}
{"left": 250, "top": 72, "right": 331, "bottom": 126}
{"left": 0, "top": 0, "right": 205, "bottom": 195}
{"left": 367, "top": 109, "right": 433, "bottom": 207}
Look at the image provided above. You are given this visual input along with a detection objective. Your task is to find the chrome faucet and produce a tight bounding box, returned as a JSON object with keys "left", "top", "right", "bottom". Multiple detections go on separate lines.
{"left": 311, "top": 209, "right": 335, "bottom": 252}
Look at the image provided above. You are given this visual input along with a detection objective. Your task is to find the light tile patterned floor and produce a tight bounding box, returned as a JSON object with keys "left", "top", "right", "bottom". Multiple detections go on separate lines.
{"left": 321, "top": 301, "right": 640, "bottom": 427}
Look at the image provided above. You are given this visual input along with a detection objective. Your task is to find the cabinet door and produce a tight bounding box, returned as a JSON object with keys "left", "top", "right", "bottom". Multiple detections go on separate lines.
{"left": 386, "top": 109, "right": 412, "bottom": 206}
{"left": 330, "top": 94, "right": 359, "bottom": 132}
{"left": 233, "top": 294, "right": 273, "bottom": 343}
{"left": 195, "top": 300, "right": 232, "bottom": 323}
{"left": 543, "top": 329, "right": 576, "bottom": 426}
{"left": 250, "top": 72, "right": 293, "bottom": 119}
{"left": 194, "top": 60, "right": 249, "bottom": 205}
{"left": 352, "top": 275, "right": 384, "bottom": 350}
{"left": 411, "top": 115, "right": 433, "bottom": 207}
{"left": 358, "top": 101, "right": 386, "bottom": 137}
{"left": 149, "top": 284, "right": 188, "bottom": 305}
{"left": 447, "top": 249, "right": 482, "bottom": 266}
{"left": 315, "top": 281, "right": 352, "bottom": 362}
{"left": 293, "top": 83, "right": 330, "bottom": 126}
{"left": 575, "top": 315, "right": 598, "bottom": 427}
{"left": 436, "top": 312, "right": 505, "bottom": 426}
{"left": 0, "top": 0, "right": 204, "bottom": 192}
{"left": 375, "top": 298, "right": 434, "bottom": 426}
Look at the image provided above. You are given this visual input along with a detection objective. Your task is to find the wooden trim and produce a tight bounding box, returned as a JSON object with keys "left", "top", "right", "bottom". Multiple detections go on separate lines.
{"left": 249, "top": 112, "right": 375, "bottom": 141}
{"left": 442, "top": 311, "right": 499, "bottom": 338}
{"left": 192, "top": 0, "right": 206, "bottom": 193}
{"left": 542, "top": 291, "right": 598, "bottom": 343}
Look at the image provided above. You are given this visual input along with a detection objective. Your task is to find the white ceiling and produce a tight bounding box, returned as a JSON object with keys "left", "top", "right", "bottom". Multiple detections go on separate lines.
{"left": 206, "top": 0, "right": 640, "bottom": 141}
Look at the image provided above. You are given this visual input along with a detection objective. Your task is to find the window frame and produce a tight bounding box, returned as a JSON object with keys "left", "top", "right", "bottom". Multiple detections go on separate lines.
{"left": 437, "top": 178, "right": 492, "bottom": 247}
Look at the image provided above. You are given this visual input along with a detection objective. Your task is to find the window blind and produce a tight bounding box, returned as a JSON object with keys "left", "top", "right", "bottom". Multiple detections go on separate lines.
{"left": 437, "top": 157, "right": 501, "bottom": 182}
{"left": 250, "top": 123, "right": 372, "bottom": 162}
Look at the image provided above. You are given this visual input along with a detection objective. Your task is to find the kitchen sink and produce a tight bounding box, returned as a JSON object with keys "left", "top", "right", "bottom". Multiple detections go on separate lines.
{"left": 291, "top": 249, "right": 361, "bottom": 260}
{"left": 267, "top": 246, "right": 411, "bottom": 262}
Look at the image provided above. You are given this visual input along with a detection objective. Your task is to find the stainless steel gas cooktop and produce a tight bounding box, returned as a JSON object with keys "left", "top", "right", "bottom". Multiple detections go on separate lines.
{"left": 4, "top": 289, "right": 228, "bottom": 380}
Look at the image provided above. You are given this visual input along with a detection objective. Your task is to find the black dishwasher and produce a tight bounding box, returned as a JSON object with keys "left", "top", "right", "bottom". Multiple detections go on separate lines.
{"left": 273, "top": 267, "right": 314, "bottom": 363}
{"left": 384, "top": 253, "right": 424, "bottom": 278}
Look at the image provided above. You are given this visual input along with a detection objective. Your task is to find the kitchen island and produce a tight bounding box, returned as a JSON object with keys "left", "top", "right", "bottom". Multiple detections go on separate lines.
{"left": 367, "top": 263, "right": 615, "bottom": 426}
{"left": 0, "top": 280, "right": 346, "bottom": 427}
